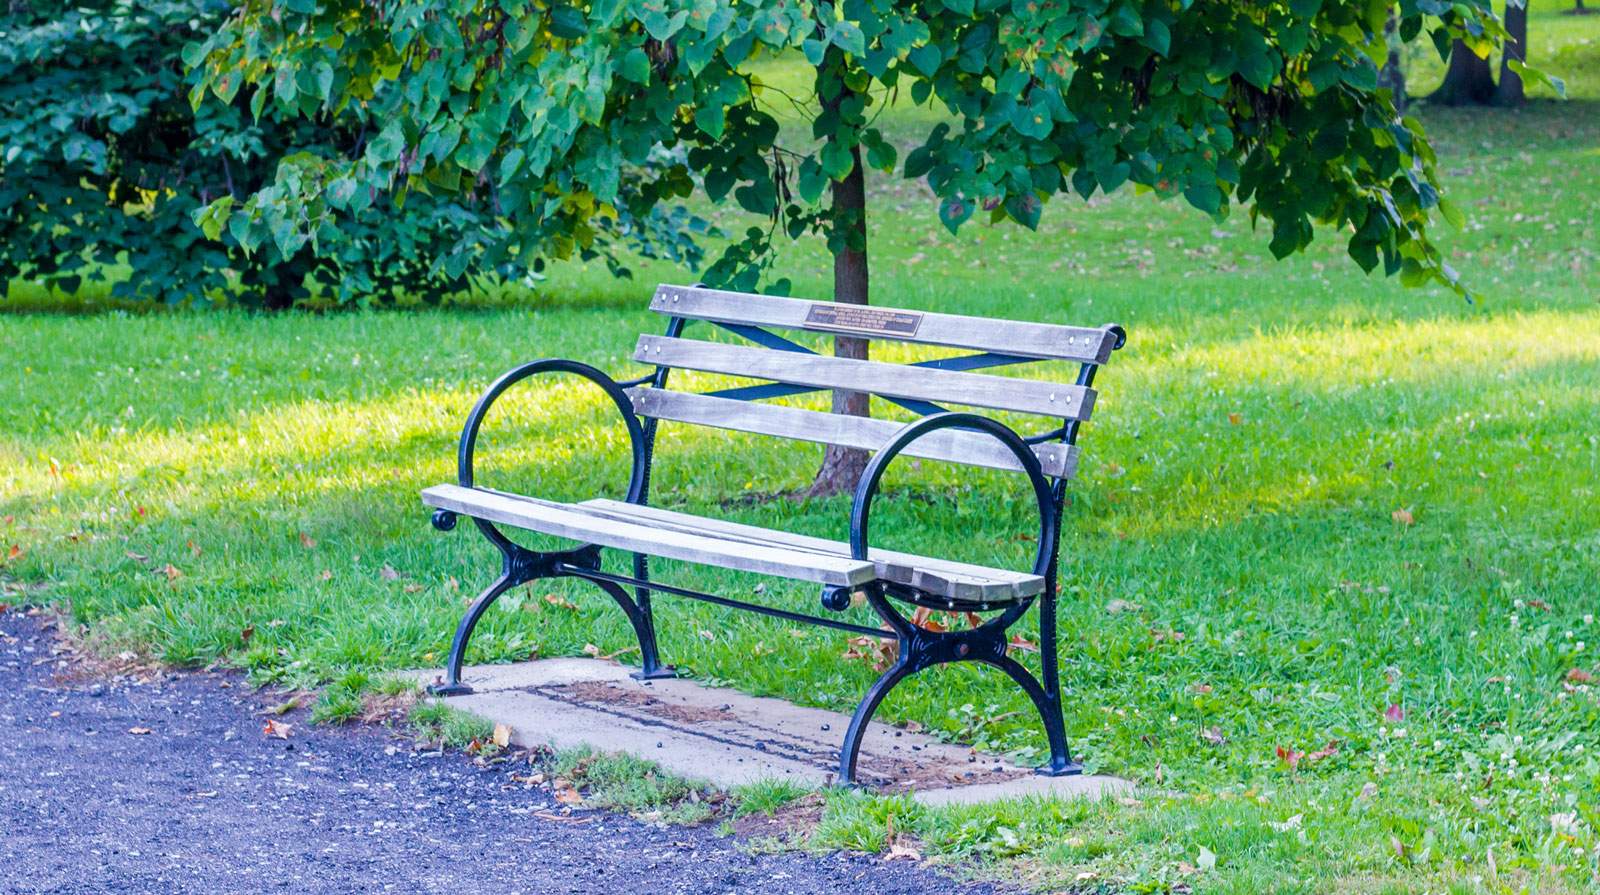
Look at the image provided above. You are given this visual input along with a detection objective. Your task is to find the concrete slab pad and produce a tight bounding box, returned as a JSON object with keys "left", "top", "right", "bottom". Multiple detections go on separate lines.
{"left": 401, "top": 659, "right": 1129, "bottom": 805}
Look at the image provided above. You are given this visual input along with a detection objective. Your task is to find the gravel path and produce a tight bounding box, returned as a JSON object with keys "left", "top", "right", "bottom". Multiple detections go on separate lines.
{"left": 0, "top": 611, "right": 1012, "bottom": 895}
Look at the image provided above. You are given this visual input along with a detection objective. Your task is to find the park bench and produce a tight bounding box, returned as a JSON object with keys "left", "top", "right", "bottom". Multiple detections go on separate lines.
{"left": 421, "top": 284, "right": 1126, "bottom": 785}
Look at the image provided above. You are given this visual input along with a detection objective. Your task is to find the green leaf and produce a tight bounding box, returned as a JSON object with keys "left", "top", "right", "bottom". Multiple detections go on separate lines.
{"left": 1238, "top": 52, "right": 1275, "bottom": 90}
{"left": 1289, "top": 0, "right": 1322, "bottom": 15}
{"left": 1438, "top": 197, "right": 1465, "bottom": 232}
{"left": 941, "top": 0, "right": 975, "bottom": 16}
{"left": 938, "top": 195, "right": 973, "bottom": 234}
{"left": 621, "top": 48, "right": 650, "bottom": 83}
{"left": 1184, "top": 182, "right": 1222, "bottom": 215}
{"left": 1004, "top": 193, "right": 1041, "bottom": 230}
{"left": 909, "top": 44, "right": 942, "bottom": 77}
{"left": 802, "top": 37, "right": 828, "bottom": 66}
{"left": 694, "top": 102, "right": 725, "bottom": 139}
{"left": 313, "top": 62, "right": 334, "bottom": 101}
{"left": 866, "top": 140, "right": 896, "bottom": 172}
{"left": 1096, "top": 162, "right": 1129, "bottom": 193}
{"left": 820, "top": 141, "right": 855, "bottom": 180}
{"left": 1107, "top": 2, "right": 1143, "bottom": 37}
{"left": 549, "top": 5, "right": 588, "bottom": 39}
{"left": 829, "top": 21, "right": 866, "bottom": 58}
{"left": 1141, "top": 19, "right": 1171, "bottom": 57}
{"left": 798, "top": 157, "right": 829, "bottom": 204}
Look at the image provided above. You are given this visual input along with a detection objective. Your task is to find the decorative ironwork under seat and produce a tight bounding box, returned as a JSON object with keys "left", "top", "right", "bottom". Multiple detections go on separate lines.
{"left": 422, "top": 283, "right": 1127, "bottom": 787}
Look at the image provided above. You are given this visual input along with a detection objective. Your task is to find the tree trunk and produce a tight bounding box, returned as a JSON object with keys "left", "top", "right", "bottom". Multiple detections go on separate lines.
{"left": 806, "top": 142, "right": 872, "bottom": 497}
{"left": 1426, "top": 38, "right": 1496, "bottom": 106}
{"left": 1378, "top": 13, "right": 1408, "bottom": 112}
{"left": 1496, "top": 1, "right": 1528, "bottom": 106}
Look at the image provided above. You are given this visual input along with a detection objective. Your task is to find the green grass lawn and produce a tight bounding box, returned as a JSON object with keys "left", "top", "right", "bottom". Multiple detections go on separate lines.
{"left": 5, "top": 5, "right": 1600, "bottom": 893}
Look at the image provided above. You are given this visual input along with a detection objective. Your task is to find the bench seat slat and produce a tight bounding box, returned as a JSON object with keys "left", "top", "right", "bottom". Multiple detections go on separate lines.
{"left": 422, "top": 485, "right": 876, "bottom": 587}
{"left": 629, "top": 388, "right": 1079, "bottom": 480}
{"left": 580, "top": 498, "right": 1044, "bottom": 604}
{"left": 634, "top": 335, "right": 1095, "bottom": 421}
{"left": 651, "top": 285, "right": 1114, "bottom": 364}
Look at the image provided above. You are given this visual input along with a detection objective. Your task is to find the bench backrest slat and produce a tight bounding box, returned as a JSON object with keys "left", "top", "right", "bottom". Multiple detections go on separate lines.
{"left": 651, "top": 284, "right": 1114, "bottom": 363}
{"left": 633, "top": 335, "right": 1095, "bottom": 421}
{"left": 630, "top": 388, "right": 1079, "bottom": 479}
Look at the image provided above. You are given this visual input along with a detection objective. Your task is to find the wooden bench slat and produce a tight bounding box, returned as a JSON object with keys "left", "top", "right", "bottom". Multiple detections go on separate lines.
{"left": 579, "top": 499, "right": 1044, "bottom": 604}
{"left": 629, "top": 388, "right": 1079, "bottom": 480}
{"left": 651, "top": 284, "right": 1114, "bottom": 364}
{"left": 422, "top": 485, "right": 877, "bottom": 587}
{"left": 633, "top": 335, "right": 1095, "bottom": 421}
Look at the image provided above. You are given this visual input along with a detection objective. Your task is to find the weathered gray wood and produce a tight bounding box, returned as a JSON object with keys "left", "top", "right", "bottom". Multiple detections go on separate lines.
{"left": 633, "top": 335, "right": 1095, "bottom": 421}
{"left": 421, "top": 485, "right": 876, "bottom": 587}
{"left": 650, "top": 284, "right": 1115, "bottom": 364}
{"left": 629, "top": 388, "right": 1079, "bottom": 480}
{"left": 580, "top": 498, "right": 1045, "bottom": 604}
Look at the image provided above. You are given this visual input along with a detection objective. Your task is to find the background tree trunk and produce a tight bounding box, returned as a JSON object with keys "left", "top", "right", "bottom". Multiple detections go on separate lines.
{"left": 1497, "top": 2, "right": 1528, "bottom": 105}
{"left": 806, "top": 143, "right": 871, "bottom": 497}
{"left": 1379, "top": 13, "right": 1408, "bottom": 111}
{"left": 1427, "top": 38, "right": 1496, "bottom": 106}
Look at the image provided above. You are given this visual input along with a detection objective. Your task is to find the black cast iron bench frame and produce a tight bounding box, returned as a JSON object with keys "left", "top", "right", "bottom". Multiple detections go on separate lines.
{"left": 422, "top": 284, "right": 1125, "bottom": 786}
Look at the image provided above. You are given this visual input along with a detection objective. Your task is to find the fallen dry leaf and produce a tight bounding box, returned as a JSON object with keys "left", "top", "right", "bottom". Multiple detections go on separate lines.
{"left": 1201, "top": 725, "right": 1227, "bottom": 746}
{"left": 843, "top": 633, "right": 897, "bottom": 672}
{"left": 1306, "top": 740, "right": 1341, "bottom": 763}
{"left": 1565, "top": 668, "right": 1596, "bottom": 684}
{"left": 263, "top": 719, "right": 292, "bottom": 739}
{"left": 299, "top": 532, "right": 317, "bottom": 550}
{"left": 581, "top": 643, "right": 601, "bottom": 657}
{"left": 910, "top": 606, "right": 948, "bottom": 632}
{"left": 1227, "top": 412, "right": 1242, "bottom": 426}
{"left": 493, "top": 723, "right": 512, "bottom": 748}
{"left": 128, "top": 727, "right": 152, "bottom": 735}
{"left": 125, "top": 550, "right": 149, "bottom": 563}
{"left": 379, "top": 565, "right": 400, "bottom": 581}
{"left": 1392, "top": 508, "right": 1414, "bottom": 525}
{"left": 158, "top": 563, "right": 182, "bottom": 582}
{"left": 1105, "top": 599, "right": 1141, "bottom": 615}
{"left": 884, "top": 842, "right": 922, "bottom": 862}
{"left": 1275, "top": 746, "right": 1304, "bottom": 769}
{"left": 319, "top": 569, "right": 333, "bottom": 581}
{"left": 544, "top": 593, "right": 578, "bottom": 611}
{"left": 1007, "top": 632, "right": 1039, "bottom": 654}
{"left": 554, "top": 787, "right": 583, "bottom": 805}
{"left": 1357, "top": 781, "right": 1378, "bottom": 800}
{"left": 402, "top": 584, "right": 424, "bottom": 594}
{"left": 188, "top": 540, "right": 202, "bottom": 557}
{"left": 1191, "top": 683, "right": 1213, "bottom": 694}
{"left": 1383, "top": 704, "right": 1405, "bottom": 723}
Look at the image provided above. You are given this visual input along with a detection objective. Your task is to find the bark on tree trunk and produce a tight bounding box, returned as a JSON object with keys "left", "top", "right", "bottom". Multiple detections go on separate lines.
{"left": 1378, "top": 13, "right": 1408, "bottom": 112}
{"left": 1497, "top": 2, "right": 1528, "bottom": 106}
{"left": 806, "top": 142, "right": 871, "bottom": 497}
{"left": 1427, "top": 38, "right": 1496, "bottom": 106}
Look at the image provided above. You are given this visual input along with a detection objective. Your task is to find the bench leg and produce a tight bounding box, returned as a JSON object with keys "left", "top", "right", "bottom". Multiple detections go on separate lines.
{"left": 589, "top": 576, "right": 675, "bottom": 680}
{"left": 430, "top": 572, "right": 516, "bottom": 696}
{"left": 836, "top": 589, "right": 1081, "bottom": 787}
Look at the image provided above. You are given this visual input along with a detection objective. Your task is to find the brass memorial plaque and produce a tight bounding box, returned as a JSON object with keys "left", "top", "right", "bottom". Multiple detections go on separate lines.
{"left": 803, "top": 304, "right": 924, "bottom": 337}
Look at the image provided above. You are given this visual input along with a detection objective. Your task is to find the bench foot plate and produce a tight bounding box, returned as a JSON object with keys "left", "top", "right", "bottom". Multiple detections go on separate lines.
{"left": 428, "top": 681, "right": 475, "bottom": 697}
{"left": 1035, "top": 759, "right": 1084, "bottom": 778}
{"left": 631, "top": 665, "right": 679, "bottom": 681}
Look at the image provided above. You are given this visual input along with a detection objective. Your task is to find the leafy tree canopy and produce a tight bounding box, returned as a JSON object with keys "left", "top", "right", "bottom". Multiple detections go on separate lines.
{"left": 0, "top": 0, "right": 702, "bottom": 307}
{"left": 193, "top": 0, "right": 1528, "bottom": 299}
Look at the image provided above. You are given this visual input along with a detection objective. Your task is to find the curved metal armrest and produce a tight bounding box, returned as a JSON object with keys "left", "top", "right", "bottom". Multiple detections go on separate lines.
{"left": 847, "top": 412, "right": 1058, "bottom": 580}
{"left": 432, "top": 359, "right": 647, "bottom": 533}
